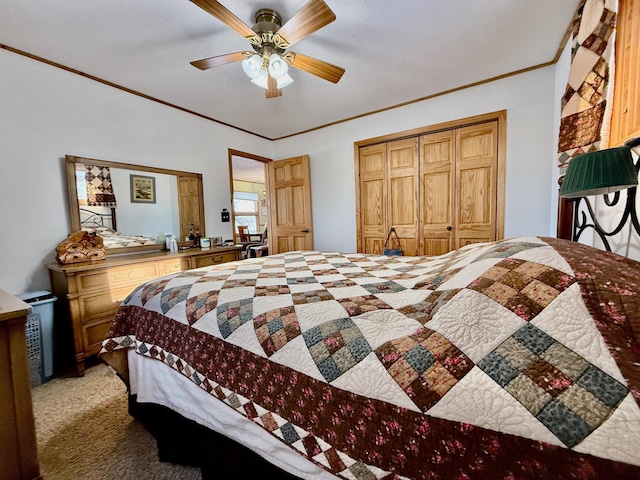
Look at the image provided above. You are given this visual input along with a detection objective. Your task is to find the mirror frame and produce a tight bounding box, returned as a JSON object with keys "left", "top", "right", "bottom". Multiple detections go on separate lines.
{"left": 66, "top": 155, "right": 205, "bottom": 255}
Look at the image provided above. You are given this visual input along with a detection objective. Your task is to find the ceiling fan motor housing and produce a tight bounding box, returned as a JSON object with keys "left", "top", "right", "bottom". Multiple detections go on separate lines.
{"left": 254, "top": 9, "right": 281, "bottom": 29}
{"left": 251, "top": 9, "right": 287, "bottom": 54}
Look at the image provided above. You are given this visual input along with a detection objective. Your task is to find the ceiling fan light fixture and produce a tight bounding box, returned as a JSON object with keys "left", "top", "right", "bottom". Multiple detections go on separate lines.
{"left": 268, "top": 53, "right": 289, "bottom": 79}
{"left": 251, "top": 69, "right": 269, "bottom": 89}
{"left": 241, "top": 54, "right": 262, "bottom": 79}
{"left": 276, "top": 73, "right": 294, "bottom": 89}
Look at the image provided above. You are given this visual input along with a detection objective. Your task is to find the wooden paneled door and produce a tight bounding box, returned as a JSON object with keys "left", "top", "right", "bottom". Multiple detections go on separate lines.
{"left": 356, "top": 112, "right": 504, "bottom": 256}
{"left": 358, "top": 138, "right": 420, "bottom": 256}
{"left": 266, "top": 155, "right": 314, "bottom": 254}
{"left": 358, "top": 143, "right": 387, "bottom": 254}
{"left": 420, "top": 130, "right": 456, "bottom": 256}
{"left": 388, "top": 138, "right": 420, "bottom": 256}
{"left": 177, "top": 175, "right": 205, "bottom": 241}
{"left": 456, "top": 121, "right": 499, "bottom": 247}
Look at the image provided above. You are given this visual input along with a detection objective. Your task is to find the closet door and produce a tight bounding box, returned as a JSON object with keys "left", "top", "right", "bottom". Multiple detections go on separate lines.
{"left": 356, "top": 113, "right": 504, "bottom": 257}
{"left": 358, "top": 144, "right": 387, "bottom": 254}
{"left": 420, "top": 131, "right": 455, "bottom": 256}
{"left": 456, "top": 121, "right": 498, "bottom": 247}
{"left": 387, "top": 138, "right": 420, "bottom": 256}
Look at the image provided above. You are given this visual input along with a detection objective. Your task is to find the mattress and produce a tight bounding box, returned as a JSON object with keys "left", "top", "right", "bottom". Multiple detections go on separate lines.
{"left": 101, "top": 236, "right": 640, "bottom": 479}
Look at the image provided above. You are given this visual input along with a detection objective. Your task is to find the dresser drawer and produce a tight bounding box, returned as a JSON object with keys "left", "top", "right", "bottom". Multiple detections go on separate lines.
{"left": 160, "top": 257, "right": 191, "bottom": 275}
{"left": 193, "top": 251, "right": 238, "bottom": 268}
{"left": 78, "top": 262, "right": 160, "bottom": 292}
{"left": 83, "top": 318, "right": 113, "bottom": 356}
{"left": 79, "top": 284, "right": 140, "bottom": 322}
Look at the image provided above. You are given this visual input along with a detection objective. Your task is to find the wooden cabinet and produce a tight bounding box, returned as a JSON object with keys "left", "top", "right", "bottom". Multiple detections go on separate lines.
{"left": 0, "top": 290, "right": 41, "bottom": 480}
{"left": 610, "top": 0, "right": 640, "bottom": 146}
{"left": 356, "top": 112, "right": 505, "bottom": 256}
{"left": 48, "top": 246, "right": 241, "bottom": 376}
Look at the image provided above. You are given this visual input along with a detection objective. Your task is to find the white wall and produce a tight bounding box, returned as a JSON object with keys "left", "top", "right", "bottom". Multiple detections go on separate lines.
{"left": 0, "top": 49, "right": 272, "bottom": 295}
{"left": 108, "top": 168, "right": 178, "bottom": 238}
{"left": 0, "top": 46, "right": 567, "bottom": 296}
{"left": 274, "top": 65, "right": 563, "bottom": 253}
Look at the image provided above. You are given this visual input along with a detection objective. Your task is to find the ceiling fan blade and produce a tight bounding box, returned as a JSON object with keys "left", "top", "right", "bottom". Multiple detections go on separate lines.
{"left": 275, "top": 0, "right": 336, "bottom": 47}
{"left": 266, "top": 75, "right": 282, "bottom": 99}
{"left": 190, "top": 51, "right": 247, "bottom": 70}
{"left": 289, "top": 52, "right": 344, "bottom": 84}
{"left": 190, "top": 0, "right": 256, "bottom": 39}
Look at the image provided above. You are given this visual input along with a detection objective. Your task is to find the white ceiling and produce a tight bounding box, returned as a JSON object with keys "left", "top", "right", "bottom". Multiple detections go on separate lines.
{"left": 1, "top": 0, "right": 579, "bottom": 140}
{"left": 232, "top": 155, "right": 267, "bottom": 184}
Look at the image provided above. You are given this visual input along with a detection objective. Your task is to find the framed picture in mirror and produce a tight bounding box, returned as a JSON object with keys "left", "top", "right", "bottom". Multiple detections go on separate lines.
{"left": 130, "top": 174, "right": 156, "bottom": 204}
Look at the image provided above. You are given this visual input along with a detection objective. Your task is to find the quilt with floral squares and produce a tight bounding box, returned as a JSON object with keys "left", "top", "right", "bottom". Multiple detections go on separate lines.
{"left": 100, "top": 236, "right": 640, "bottom": 479}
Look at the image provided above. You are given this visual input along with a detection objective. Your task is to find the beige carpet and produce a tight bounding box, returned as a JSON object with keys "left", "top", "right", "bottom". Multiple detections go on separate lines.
{"left": 31, "top": 362, "right": 202, "bottom": 480}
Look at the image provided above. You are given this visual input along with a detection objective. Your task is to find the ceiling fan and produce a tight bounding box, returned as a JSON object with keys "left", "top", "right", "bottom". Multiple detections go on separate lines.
{"left": 189, "top": 0, "right": 345, "bottom": 98}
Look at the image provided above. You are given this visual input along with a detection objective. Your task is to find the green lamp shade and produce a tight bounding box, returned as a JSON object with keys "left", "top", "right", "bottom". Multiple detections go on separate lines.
{"left": 560, "top": 146, "right": 638, "bottom": 199}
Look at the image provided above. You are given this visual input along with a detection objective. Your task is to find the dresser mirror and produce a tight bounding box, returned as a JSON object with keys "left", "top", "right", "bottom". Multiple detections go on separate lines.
{"left": 65, "top": 155, "right": 205, "bottom": 255}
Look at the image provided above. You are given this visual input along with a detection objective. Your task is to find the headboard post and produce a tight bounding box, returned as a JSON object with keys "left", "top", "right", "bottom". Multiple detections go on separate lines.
{"left": 557, "top": 176, "right": 574, "bottom": 240}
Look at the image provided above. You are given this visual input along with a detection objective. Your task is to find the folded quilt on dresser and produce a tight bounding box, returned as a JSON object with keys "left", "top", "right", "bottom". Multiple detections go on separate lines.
{"left": 100, "top": 236, "right": 640, "bottom": 479}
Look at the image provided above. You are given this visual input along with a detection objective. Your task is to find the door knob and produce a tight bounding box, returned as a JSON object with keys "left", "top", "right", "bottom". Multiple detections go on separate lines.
{"left": 447, "top": 226, "right": 452, "bottom": 231}
{"left": 301, "top": 229, "right": 310, "bottom": 233}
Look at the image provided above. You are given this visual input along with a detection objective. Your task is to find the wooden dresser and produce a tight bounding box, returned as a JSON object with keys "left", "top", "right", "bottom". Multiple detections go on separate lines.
{"left": 0, "top": 290, "right": 42, "bottom": 480}
{"left": 47, "top": 246, "right": 241, "bottom": 376}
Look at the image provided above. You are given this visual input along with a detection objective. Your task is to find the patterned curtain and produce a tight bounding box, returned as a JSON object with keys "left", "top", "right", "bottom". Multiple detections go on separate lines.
{"left": 85, "top": 165, "right": 117, "bottom": 207}
{"left": 558, "top": 0, "right": 618, "bottom": 170}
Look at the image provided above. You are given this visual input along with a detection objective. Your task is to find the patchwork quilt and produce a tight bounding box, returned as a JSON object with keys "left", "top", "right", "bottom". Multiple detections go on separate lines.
{"left": 100, "top": 236, "right": 640, "bottom": 479}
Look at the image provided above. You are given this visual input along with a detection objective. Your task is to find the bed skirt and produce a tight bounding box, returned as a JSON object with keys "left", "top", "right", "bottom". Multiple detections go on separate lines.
{"left": 128, "top": 394, "right": 301, "bottom": 479}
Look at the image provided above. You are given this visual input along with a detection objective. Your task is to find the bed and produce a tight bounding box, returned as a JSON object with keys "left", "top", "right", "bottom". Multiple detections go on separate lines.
{"left": 81, "top": 226, "right": 160, "bottom": 249}
{"left": 99, "top": 234, "right": 640, "bottom": 479}
{"left": 80, "top": 208, "right": 160, "bottom": 249}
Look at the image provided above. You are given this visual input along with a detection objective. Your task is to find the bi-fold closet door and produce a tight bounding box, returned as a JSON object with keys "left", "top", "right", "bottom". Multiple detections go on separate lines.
{"left": 357, "top": 119, "right": 500, "bottom": 256}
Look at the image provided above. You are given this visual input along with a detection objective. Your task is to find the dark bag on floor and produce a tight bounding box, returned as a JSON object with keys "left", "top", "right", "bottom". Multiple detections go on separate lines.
{"left": 383, "top": 228, "right": 403, "bottom": 256}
